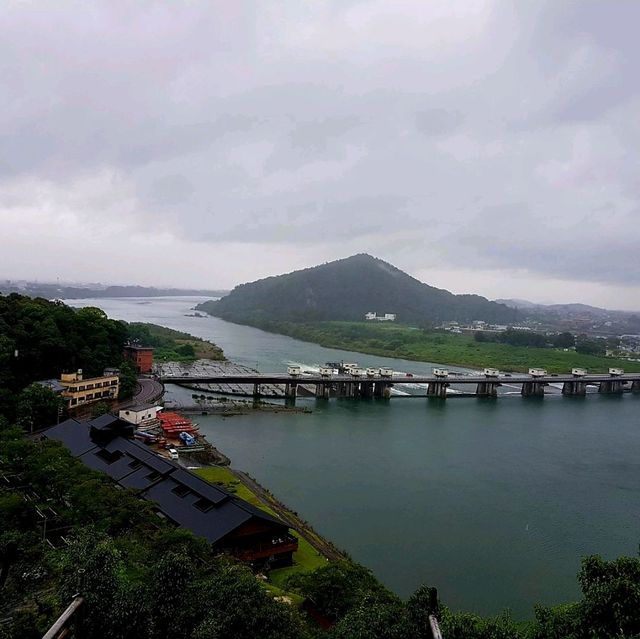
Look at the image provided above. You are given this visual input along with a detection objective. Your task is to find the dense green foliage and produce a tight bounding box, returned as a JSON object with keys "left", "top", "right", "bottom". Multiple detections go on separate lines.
{"left": 16, "top": 384, "right": 65, "bottom": 431}
{"left": 280, "top": 553, "right": 640, "bottom": 638}
{"left": 198, "top": 254, "right": 517, "bottom": 326}
{"left": 213, "top": 320, "right": 640, "bottom": 374}
{"left": 286, "top": 561, "right": 398, "bottom": 623}
{"left": 0, "top": 294, "right": 128, "bottom": 394}
{"left": 127, "top": 322, "right": 224, "bottom": 362}
{"left": 118, "top": 360, "right": 139, "bottom": 400}
{"left": 475, "top": 329, "right": 611, "bottom": 358}
{"left": 575, "top": 335, "right": 607, "bottom": 356}
{"left": 475, "top": 329, "right": 550, "bottom": 348}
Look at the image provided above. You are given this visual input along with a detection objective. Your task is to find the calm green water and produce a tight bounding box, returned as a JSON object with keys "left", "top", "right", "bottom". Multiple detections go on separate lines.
{"left": 69, "top": 296, "right": 640, "bottom": 617}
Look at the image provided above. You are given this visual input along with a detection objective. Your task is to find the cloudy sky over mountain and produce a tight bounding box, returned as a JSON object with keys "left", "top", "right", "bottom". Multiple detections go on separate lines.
{"left": 1, "top": 1, "right": 639, "bottom": 309}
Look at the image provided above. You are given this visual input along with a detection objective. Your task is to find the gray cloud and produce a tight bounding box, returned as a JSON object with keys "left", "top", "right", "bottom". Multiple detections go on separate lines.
{"left": 202, "top": 194, "right": 411, "bottom": 244}
{"left": 1, "top": 0, "right": 639, "bottom": 308}
{"left": 414, "top": 110, "right": 464, "bottom": 137}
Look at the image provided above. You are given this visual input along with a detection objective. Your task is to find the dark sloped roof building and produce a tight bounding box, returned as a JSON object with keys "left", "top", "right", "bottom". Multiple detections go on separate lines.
{"left": 43, "top": 416, "right": 297, "bottom": 567}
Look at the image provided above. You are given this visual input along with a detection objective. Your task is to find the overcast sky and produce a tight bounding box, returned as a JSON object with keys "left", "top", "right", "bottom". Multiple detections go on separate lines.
{"left": 1, "top": 1, "right": 639, "bottom": 309}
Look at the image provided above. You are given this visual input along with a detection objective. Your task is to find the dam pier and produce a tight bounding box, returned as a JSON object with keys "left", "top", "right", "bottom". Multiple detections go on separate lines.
{"left": 160, "top": 363, "right": 640, "bottom": 402}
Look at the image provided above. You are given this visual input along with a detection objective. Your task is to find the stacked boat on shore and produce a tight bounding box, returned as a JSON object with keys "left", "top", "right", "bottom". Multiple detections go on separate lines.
{"left": 118, "top": 405, "right": 206, "bottom": 458}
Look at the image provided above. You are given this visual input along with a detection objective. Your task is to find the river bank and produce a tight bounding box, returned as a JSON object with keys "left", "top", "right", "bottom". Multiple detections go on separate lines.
{"left": 195, "top": 464, "right": 344, "bottom": 561}
{"left": 195, "top": 316, "right": 640, "bottom": 374}
{"left": 192, "top": 458, "right": 344, "bottom": 590}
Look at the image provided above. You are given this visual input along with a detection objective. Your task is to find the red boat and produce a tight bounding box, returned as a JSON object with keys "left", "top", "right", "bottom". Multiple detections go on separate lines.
{"left": 158, "top": 411, "right": 198, "bottom": 435}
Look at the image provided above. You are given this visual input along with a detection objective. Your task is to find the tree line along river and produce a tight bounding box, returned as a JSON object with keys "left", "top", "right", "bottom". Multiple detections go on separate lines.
{"left": 68, "top": 296, "right": 640, "bottom": 618}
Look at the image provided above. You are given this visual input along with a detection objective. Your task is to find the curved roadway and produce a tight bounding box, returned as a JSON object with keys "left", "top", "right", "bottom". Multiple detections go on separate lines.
{"left": 132, "top": 377, "right": 164, "bottom": 404}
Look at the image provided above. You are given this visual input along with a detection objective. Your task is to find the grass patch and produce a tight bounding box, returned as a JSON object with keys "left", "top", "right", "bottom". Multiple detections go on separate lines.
{"left": 262, "top": 582, "right": 305, "bottom": 607}
{"left": 269, "top": 540, "right": 327, "bottom": 587}
{"left": 194, "top": 466, "right": 274, "bottom": 513}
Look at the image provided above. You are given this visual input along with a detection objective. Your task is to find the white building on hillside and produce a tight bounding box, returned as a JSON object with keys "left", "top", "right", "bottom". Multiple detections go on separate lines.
{"left": 364, "top": 312, "right": 396, "bottom": 321}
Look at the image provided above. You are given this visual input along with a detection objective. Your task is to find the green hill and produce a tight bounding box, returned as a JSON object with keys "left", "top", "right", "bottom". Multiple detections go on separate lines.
{"left": 197, "top": 254, "right": 517, "bottom": 325}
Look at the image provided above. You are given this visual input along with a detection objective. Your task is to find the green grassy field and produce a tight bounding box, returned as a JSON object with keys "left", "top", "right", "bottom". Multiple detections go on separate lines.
{"left": 193, "top": 466, "right": 326, "bottom": 590}
{"left": 267, "top": 321, "right": 640, "bottom": 374}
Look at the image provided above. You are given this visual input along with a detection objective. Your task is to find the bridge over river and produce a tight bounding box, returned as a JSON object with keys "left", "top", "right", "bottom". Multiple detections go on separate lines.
{"left": 159, "top": 369, "right": 640, "bottom": 399}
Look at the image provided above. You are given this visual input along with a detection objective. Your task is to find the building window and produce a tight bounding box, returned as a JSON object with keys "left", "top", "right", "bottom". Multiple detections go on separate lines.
{"left": 146, "top": 471, "right": 161, "bottom": 482}
{"left": 95, "top": 449, "right": 123, "bottom": 465}
{"left": 172, "top": 484, "right": 191, "bottom": 498}
{"left": 128, "top": 459, "right": 142, "bottom": 470}
{"left": 194, "top": 497, "right": 214, "bottom": 513}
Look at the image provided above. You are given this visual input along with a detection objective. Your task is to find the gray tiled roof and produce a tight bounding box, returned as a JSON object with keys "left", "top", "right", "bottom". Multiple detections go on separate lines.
{"left": 43, "top": 418, "right": 288, "bottom": 545}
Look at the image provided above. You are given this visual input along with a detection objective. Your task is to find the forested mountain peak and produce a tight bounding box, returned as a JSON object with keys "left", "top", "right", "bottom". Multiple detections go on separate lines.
{"left": 197, "top": 254, "right": 516, "bottom": 325}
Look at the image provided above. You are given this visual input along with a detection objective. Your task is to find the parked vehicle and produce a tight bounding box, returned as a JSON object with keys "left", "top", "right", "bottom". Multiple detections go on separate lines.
{"left": 179, "top": 431, "right": 196, "bottom": 446}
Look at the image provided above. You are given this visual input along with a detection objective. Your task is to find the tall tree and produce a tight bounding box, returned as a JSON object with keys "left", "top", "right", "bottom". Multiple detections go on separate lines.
{"left": 16, "top": 384, "right": 63, "bottom": 431}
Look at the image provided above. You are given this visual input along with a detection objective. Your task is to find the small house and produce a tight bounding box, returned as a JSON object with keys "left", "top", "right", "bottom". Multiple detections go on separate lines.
{"left": 119, "top": 405, "right": 161, "bottom": 425}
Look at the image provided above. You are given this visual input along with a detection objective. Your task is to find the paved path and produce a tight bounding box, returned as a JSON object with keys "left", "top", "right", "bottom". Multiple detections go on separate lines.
{"left": 135, "top": 377, "right": 164, "bottom": 404}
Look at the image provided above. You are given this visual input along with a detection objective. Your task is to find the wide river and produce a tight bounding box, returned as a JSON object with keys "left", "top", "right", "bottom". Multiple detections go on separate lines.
{"left": 69, "top": 296, "right": 640, "bottom": 618}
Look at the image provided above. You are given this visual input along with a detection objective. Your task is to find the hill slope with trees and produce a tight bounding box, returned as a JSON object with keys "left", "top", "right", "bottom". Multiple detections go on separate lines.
{"left": 0, "top": 294, "right": 223, "bottom": 423}
{"left": 197, "top": 254, "right": 517, "bottom": 326}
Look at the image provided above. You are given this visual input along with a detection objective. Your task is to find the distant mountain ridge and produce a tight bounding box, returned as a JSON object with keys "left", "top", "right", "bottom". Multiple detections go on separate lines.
{"left": 197, "top": 254, "right": 517, "bottom": 325}
{"left": 496, "top": 298, "right": 638, "bottom": 318}
{"left": 0, "top": 282, "right": 228, "bottom": 300}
